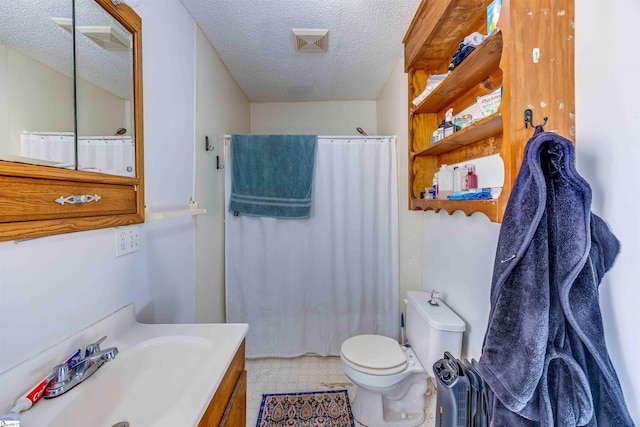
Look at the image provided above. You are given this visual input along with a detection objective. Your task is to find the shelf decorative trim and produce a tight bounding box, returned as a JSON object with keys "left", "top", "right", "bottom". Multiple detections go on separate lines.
{"left": 412, "top": 198, "right": 499, "bottom": 222}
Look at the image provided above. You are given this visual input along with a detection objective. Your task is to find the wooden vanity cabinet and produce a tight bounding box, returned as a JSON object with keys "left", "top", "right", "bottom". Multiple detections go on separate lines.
{"left": 219, "top": 370, "right": 247, "bottom": 427}
{"left": 404, "top": 0, "right": 575, "bottom": 222}
{"left": 198, "top": 340, "right": 246, "bottom": 427}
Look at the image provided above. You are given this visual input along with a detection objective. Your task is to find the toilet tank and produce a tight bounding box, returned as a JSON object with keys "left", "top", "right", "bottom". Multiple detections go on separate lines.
{"left": 405, "top": 290, "right": 465, "bottom": 376}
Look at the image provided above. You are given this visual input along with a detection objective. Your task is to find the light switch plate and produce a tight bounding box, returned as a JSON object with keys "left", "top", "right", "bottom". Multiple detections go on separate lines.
{"left": 114, "top": 225, "right": 139, "bottom": 257}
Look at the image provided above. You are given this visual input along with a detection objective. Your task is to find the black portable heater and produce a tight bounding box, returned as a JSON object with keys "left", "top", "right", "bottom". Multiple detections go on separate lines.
{"left": 433, "top": 352, "right": 487, "bottom": 427}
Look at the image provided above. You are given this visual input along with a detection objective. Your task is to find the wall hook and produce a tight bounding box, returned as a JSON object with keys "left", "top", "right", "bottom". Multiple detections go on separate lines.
{"left": 524, "top": 109, "right": 547, "bottom": 129}
{"left": 205, "top": 135, "right": 214, "bottom": 152}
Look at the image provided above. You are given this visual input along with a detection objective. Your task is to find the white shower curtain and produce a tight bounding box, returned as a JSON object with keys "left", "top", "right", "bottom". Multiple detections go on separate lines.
{"left": 225, "top": 136, "right": 399, "bottom": 358}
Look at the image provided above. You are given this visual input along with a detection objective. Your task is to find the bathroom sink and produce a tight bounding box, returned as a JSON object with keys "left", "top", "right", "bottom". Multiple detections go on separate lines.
{"left": 48, "top": 336, "right": 213, "bottom": 427}
{"left": 0, "top": 305, "right": 248, "bottom": 427}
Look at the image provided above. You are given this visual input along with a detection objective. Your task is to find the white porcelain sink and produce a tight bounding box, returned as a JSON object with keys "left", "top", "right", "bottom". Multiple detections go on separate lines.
{"left": 49, "top": 336, "right": 213, "bottom": 427}
{"left": 0, "top": 305, "right": 248, "bottom": 427}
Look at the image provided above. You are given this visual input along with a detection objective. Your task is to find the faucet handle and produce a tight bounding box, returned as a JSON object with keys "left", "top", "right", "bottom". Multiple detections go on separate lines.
{"left": 85, "top": 336, "right": 107, "bottom": 357}
{"left": 49, "top": 363, "right": 70, "bottom": 387}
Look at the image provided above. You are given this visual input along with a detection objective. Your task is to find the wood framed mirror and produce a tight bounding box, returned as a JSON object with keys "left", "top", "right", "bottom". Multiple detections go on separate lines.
{"left": 0, "top": 0, "right": 144, "bottom": 242}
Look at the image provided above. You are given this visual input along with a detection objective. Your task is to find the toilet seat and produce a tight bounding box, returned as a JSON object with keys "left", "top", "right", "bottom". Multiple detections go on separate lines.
{"left": 341, "top": 335, "right": 407, "bottom": 375}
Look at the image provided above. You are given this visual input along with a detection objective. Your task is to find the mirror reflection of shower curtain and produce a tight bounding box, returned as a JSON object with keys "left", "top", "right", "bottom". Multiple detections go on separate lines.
{"left": 20, "top": 131, "right": 134, "bottom": 176}
{"left": 77, "top": 137, "right": 135, "bottom": 176}
{"left": 20, "top": 132, "right": 74, "bottom": 165}
{"left": 225, "top": 136, "right": 399, "bottom": 358}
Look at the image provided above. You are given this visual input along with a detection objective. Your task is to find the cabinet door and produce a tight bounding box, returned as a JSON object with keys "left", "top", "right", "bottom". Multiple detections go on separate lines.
{"left": 74, "top": 0, "right": 136, "bottom": 178}
{"left": 219, "top": 370, "right": 247, "bottom": 427}
{"left": 198, "top": 341, "right": 246, "bottom": 427}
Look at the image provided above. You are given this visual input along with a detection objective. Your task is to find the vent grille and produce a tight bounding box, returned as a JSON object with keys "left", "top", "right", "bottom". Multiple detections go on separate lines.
{"left": 292, "top": 29, "right": 329, "bottom": 52}
{"left": 77, "top": 26, "right": 130, "bottom": 50}
{"left": 52, "top": 18, "right": 130, "bottom": 50}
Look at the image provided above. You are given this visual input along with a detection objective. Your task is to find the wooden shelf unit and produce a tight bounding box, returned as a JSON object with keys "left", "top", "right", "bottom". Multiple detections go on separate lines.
{"left": 412, "top": 112, "right": 503, "bottom": 157}
{"left": 413, "top": 30, "right": 503, "bottom": 115}
{"left": 404, "top": 0, "right": 575, "bottom": 222}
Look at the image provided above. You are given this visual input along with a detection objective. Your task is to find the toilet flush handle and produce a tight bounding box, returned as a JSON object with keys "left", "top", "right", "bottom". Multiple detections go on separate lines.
{"left": 428, "top": 290, "right": 440, "bottom": 306}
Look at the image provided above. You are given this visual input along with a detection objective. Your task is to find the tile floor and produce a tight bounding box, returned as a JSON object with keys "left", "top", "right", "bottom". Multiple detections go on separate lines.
{"left": 246, "top": 356, "right": 436, "bottom": 427}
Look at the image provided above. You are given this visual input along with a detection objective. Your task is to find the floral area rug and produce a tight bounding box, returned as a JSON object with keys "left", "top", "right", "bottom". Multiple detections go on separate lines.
{"left": 256, "top": 389, "right": 355, "bottom": 427}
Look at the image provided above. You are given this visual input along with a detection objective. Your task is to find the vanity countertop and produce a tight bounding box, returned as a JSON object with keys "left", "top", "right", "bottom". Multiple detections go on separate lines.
{"left": 0, "top": 304, "right": 248, "bottom": 426}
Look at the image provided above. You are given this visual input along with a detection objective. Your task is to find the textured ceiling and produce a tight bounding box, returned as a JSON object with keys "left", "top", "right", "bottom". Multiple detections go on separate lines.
{"left": 2, "top": 0, "right": 421, "bottom": 103}
{"left": 0, "top": 0, "right": 132, "bottom": 100}
{"left": 179, "top": 0, "right": 422, "bottom": 102}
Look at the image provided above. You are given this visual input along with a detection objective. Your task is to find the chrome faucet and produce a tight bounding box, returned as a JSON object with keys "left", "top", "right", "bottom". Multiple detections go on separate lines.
{"left": 44, "top": 336, "right": 118, "bottom": 398}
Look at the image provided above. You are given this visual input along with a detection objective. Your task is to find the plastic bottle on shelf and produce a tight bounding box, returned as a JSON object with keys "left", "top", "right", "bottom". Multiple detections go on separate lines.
{"left": 453, "top": 165, "right": 469, "bottom": 195}
{"left": 460, "top": 165, "right": 469, "bottom": 191}
{"left": 436, "top": 165, "right": 453, "bottom": 199}
{"left": 453, "top": 167, "right": 461, "bottom": 194}
{"left": 466, "top": 164, "right": 478, "bottom": 191}
{"left": 432, "top": 174, "right": 438, "bottom": 199}
{"left": 443, "top": 108, "right": 457, "bottom": 138}
{"left": 454, "top": 116, "right": 464, "bottom": 130}
{"left": 436, "top": 121, "right": 445, "bottom": 142}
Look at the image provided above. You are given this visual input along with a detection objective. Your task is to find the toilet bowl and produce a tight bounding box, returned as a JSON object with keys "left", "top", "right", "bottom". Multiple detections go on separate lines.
{"left": 340, "top": 291, "right": 465, "bottom": 427}
{"left": 341, "top": 335, "right": 428, "bottom": 427}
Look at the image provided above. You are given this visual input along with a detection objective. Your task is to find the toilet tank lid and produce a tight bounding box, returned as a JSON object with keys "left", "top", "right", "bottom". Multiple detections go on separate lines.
{"left": 406, "top": 291, "right": 466, "bottom": 332}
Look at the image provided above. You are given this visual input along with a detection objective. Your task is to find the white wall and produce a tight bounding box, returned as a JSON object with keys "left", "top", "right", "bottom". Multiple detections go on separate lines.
{"left": 421, "top": 213, "right": 498, "bottom": 357}
{"left": 4, "top": 45, "right": 74, "bottom": 155}
{"left": 250, "top": 101, "right": 377, "bottom": 135}
{"left": 376, "top": 58, "right": 424, "bottom": 316}
{"left": 76, "top": 78, "right": 127, "bottom": 137}
{"left": 0, "top": 0, "right": 201, "bottom": 373}
{"left": 574, "top": 0, "right": 639, "bottom": 419}
{"left": 131, "top": 0, "right": 198, "bottom": 325}
{"left": 0, "top": 229, "right": 149, "bottom": 373}
{"left": 375, "top": 1, "right": 639, "bottom": 421}
{"left": 194, "top": 27, "right": 250, "bottom": 323}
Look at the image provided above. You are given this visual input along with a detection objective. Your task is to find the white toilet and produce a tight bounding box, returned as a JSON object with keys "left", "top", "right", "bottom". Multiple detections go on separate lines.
{"left": 340, "top": 290, "right": 465, "bottom": 427}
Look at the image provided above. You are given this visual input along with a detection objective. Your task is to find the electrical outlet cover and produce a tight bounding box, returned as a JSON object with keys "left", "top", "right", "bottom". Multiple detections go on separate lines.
{"left": 115, "top": 225, "right": 140, "bottom": 257}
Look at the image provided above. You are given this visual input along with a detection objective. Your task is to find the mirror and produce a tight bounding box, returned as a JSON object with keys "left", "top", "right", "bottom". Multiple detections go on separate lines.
{"left": 0, "top": 0, "right": 136, "bottom": 177}
{"left": 75, "top": 0, "right": 135, "bottom": 177}
{"left": 0, "top": 1, "right": 75, "bottom": 168}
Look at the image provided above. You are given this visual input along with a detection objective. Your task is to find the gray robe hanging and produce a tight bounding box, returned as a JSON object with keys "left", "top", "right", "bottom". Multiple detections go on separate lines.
{"left": 478, "top": 128, "right": 634, "bottom": 426}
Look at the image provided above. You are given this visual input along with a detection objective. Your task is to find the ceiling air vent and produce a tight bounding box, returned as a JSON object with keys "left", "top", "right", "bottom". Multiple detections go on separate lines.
{"left": 77, "top": 26, "right": 130, "bottom": 50}
{"left": 52, "top": 18, "right": 130, "bottom": 50}
{"left": 292, "top": 29, "right": 329, "bottom": 52}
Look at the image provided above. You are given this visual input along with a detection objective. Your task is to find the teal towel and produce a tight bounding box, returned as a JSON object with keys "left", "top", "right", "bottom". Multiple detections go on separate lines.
{"left": 229, "top": 134, "right": 317, "bottom": 218}
{"left": 447, "top": 191, "right": 492, "bottom": 200}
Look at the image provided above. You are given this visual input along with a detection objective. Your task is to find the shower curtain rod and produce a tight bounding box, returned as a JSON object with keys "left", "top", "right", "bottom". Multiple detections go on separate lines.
{"left": 22, "top": 131, "right": 74, "bottom": 136}
{"left": 78, "top": 136, "right": 132, "bottom": 141}
{"left": 223, "top": 134, "right": 394, "bottom": 141}
{"left": 22, "top": 131, "right": 130, "bottom": 140}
